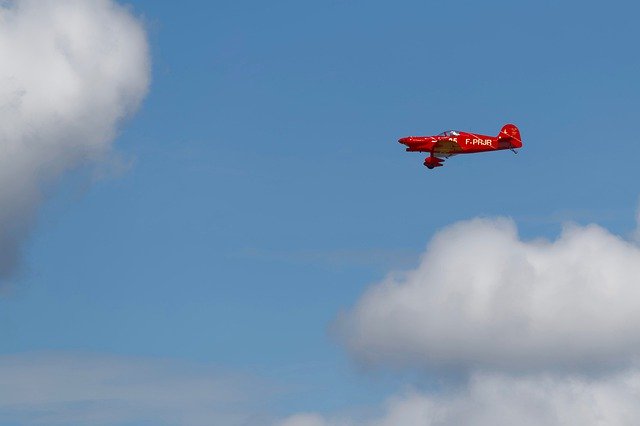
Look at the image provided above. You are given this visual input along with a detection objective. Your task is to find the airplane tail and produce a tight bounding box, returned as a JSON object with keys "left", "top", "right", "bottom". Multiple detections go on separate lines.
{"left": 498, "top": 124, "right": 522, "bottom": 148}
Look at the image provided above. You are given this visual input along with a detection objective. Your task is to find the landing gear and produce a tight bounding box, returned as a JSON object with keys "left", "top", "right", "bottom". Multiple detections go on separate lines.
{"left": 423, "top": 154, "right": 444, "bottom": 169}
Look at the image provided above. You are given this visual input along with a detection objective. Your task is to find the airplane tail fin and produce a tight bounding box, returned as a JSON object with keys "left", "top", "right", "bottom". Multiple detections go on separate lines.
{"left": 498, "top": 124, "right": 522, "bottom": 148}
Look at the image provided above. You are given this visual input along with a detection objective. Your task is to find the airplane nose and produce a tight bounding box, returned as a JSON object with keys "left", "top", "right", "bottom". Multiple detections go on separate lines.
{"left": 398, "top": 137, "right": 410, "bottom": 144}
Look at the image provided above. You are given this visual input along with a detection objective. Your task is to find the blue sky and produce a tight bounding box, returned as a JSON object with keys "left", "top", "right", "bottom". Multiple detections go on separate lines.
{"left": 2, "top": 0, "right": 640, "bottom": 424}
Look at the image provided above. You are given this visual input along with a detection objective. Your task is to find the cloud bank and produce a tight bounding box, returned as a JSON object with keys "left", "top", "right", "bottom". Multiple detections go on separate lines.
{"left": 337, "top": 217, "right": 640, "bottom": 372}
{"left": 279, "top": 370, "right": 640, "bottom": 426}
{"left": 0, "top": 352, "right": 269, "bottom": 425}
{"left": 0, "top": 0, "right": 149, "bottom": 279}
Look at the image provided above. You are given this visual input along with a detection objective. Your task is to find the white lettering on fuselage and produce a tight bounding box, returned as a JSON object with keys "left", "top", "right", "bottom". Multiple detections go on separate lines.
{"left": 465, "top": 138, "right": 492, "bottom": 146}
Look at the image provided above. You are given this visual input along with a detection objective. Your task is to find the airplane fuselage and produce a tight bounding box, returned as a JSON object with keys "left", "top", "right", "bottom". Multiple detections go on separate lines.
{"left": 399, "top": 132, "right": 516, "bottom": 154}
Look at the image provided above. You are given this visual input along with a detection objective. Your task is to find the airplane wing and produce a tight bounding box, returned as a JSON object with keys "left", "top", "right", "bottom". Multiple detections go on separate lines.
{"left": 433, "top": 139, "right": 463, "bottom": 155}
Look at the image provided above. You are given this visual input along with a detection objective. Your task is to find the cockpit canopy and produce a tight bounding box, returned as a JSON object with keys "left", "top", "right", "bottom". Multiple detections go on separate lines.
{"left": 437, "top": 130, "right": 460, "bottom": 137}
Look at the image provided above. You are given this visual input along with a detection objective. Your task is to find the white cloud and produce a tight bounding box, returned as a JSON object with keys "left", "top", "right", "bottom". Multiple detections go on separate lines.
{"left": 337, "top": 217, "right": 640, "bottom": 372}
{"left": 0, "top": 352, "right": 270, "bottom": 425}
{"left": 279, "top": 413, "right": 332, "bottom": 426}
{"left": 283, "top": 213, "right": 640, "bottom": 425}
{"left": 279, "top": 370, "right": 640, "bottom": 426}
{"left": 0, "top": 0, "right": 149, "bottom": 279}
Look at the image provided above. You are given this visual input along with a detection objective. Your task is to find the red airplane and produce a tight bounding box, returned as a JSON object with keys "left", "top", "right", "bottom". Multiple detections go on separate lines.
{"left": 398, "top": 124, "right": 523, "bottom": 169}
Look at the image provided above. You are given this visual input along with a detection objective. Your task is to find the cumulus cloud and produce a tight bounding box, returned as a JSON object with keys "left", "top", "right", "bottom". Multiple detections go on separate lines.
{"left": 279, "top": 370, "right": 640, "bottom": 426}
{"left": 0, "top": 352, "right": 270, "bottom": 425}
{"left": 337, "top": 217, "right": 640, "bottom": 372}
{"left": 0, "top": 0, "right": 149, "bottom": 279}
